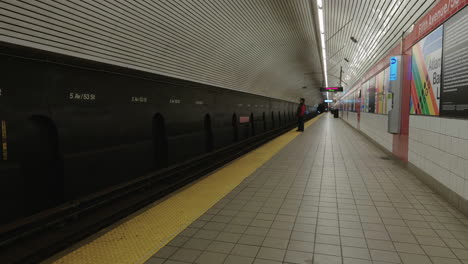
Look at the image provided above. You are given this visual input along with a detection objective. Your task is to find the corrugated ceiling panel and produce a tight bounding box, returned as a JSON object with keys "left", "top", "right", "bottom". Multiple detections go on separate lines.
{"left": 324, "top": 0, "right": 437, "bottom": 89}
{"left": 0, "top": 0, "right": 323, "bottom": 104}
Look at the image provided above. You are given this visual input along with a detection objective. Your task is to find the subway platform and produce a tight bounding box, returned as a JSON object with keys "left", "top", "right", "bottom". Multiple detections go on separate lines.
{"left": 52, "top": 115, "right": 468, "bottom": 264}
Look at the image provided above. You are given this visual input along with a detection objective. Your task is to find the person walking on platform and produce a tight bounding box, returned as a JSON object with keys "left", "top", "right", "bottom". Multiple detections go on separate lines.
{"left": 296, "top": 98, "right": 306, "bottom": 132}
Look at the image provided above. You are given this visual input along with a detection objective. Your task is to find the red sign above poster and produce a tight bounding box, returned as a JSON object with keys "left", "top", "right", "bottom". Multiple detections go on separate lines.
{"left": 407, "top": 0, "right": 467, "bottom": 48}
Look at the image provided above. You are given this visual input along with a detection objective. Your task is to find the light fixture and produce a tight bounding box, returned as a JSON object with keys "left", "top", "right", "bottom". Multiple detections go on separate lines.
{"left": 317, "top": 0, "right": 328, "bottom": 88}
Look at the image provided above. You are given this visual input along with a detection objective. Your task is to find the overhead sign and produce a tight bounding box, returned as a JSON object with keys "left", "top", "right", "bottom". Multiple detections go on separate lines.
{"left": 320, "top": 87, "right": 343, "bottom": 92}
{"left": 324, "top": 99, "right": 333, "bottom": 103}
{"left": 390, "top": 57, "right": 398, "bottom": 81}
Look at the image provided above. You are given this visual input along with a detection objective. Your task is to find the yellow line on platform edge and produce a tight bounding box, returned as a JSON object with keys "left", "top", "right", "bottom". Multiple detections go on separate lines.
{"left": 51, "top": 114, "right": 324, "bottom": 264}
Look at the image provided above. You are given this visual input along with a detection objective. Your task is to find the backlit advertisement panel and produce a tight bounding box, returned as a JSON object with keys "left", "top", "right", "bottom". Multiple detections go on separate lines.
{"left": 441, "top": 7, "right": 468, "bottom": 118}
{"left": 375, "top": 71, "right": 385, "bottom": 114}
{"left": 410, "top": 25, "right": 443, "bottom": 115}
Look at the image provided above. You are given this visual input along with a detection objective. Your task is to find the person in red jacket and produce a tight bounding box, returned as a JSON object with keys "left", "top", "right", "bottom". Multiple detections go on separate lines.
{"left": 296, "top": 98, "right": 306, "bottom": 132}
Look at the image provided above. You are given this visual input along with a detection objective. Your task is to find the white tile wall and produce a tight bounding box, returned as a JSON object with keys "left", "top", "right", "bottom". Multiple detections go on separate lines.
{"left": 409, "top": 116, "right": 468, "bottom": 200}
{"left": 341, "top": 111, "right": 358, "bottom": 129}
{"left": 359, "top": 113, "right": 393, "bottom": 152}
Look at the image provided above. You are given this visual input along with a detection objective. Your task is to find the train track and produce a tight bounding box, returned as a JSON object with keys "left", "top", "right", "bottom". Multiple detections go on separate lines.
{"left": 0, "top": 115, "right": 316, "bottom": 264}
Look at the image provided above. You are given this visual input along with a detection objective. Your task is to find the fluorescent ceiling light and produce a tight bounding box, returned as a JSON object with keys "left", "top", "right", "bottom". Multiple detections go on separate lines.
{"left": 317, "top": 0, "right": 328, "bottom": 88}
{"left": 317, "top": 0, "right": 323, "bottom": 8}
{"left": 318, "top": 9, "right": 324, "bottom": 33}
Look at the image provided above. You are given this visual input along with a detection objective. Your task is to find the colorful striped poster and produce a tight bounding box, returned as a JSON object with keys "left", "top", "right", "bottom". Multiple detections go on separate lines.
{"left": 384, "top": 67, "right": 392, "bottom": 114}
{"left": 375, "top": 71, "right": 385, "bottom": 114}
{"left": 410, "top": 26, "right": 443, "bottom": 115}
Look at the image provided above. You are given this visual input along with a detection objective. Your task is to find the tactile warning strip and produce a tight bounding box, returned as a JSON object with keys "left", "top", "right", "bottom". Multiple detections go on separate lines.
{"left": 51, "top": 115, "right": 323, "bottom": 264}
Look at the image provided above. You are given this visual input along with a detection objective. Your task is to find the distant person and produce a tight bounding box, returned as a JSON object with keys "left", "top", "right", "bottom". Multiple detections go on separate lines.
{"left": 296, "top": 98, "right": 306, "bottom": 132}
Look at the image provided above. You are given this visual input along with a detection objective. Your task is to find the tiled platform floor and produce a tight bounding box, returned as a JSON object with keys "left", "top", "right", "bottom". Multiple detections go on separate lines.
{"left": 146, "top": 115, "right": 468, "bottom": 264}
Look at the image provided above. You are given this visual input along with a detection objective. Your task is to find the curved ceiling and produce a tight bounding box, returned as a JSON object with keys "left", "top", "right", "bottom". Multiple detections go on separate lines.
{"left": 323, "top": 0, "right": 437, "bottom": 92}
{"left": 0, "top": 0, "right": 324, "bottom": 104}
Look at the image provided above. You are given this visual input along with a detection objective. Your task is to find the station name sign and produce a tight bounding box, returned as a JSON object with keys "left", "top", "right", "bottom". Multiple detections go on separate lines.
{"left": 320, "top": 87, "right": 343, "bottom": 92}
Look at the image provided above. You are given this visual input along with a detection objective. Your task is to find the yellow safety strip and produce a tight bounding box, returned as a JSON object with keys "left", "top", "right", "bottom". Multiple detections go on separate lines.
{"left": 51, "top": 114, "right": 323, "bottom": 264}
{"left": 1, "top": 120, "right": 7, "bottom": 161}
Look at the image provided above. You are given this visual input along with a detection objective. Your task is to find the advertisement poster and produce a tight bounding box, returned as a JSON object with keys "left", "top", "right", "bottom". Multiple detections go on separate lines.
{"left": 384, "top": 67, "right": 392, "bottom": 114}
{"left": 355, "top": 89, "right": 359, "bottom": 112}
{"left": 441, "top": 7, "right": 468, "bottom": 118}
{"left": 410, "top": 25, "right": 443, "bottom": 115}
{"left": 368, "top": 77, "right": 376, "bottom": 113}
{"left": 361, "top": 81, "right": 368, "bottom": 112}
{"left": 375, "top": 71, "right": 385, "bottom": 114}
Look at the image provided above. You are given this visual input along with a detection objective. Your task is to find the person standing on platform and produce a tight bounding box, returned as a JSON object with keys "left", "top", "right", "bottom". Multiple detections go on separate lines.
{"left": 296, "top": 98, "right": 306, "bottom": 132}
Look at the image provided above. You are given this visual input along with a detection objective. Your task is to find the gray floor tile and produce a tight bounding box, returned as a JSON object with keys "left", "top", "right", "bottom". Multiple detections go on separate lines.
{"left": 343, "top": 257, "right": 372, "bottom": 264}
{"left": 271, "top": 220, "right": 294, "bottom": 230}
{"left": 250, "top": 219, "right": 273, "bottom": 228}
{"left": 398, "top": 253, "right": 432, "bottom": 264}
{"left": 284, "top": 250, "right": 313, "bottom": 264}
{"left": 194, "top": 229, "right": 220, "bottom": 240}
{"left": 370, "top": 249, "right": 401, "bottom": 263}
{"left": 179, "top": 227, "right": 199, "bottom": 237}
{"left": 168, "top": 236, "right": 189, "bottom": 247}
{"left": 430, "top": 257, "right": 463, "bottom": 264}
{"left": 389, "top": 233, "right": 417, "bottom": 244}
{"left": 231, "top": 244, "right": 260, "bottom": 257}
{"left": 144, "top": 257, "right": 165, "bottom": 264}
{"left": 340, "top": 237, "right": 367, "bottom": 248}
{"left": 266, "top": 228, "right": 292, "bottom": 239}
{"left": 203, "top": 222, "right": 227, "bottom": 231}
{"left": 394, "top": 242, "right": 425, "bottom": 254}
{"left": 170, "top": 248, "right": 203, "bottom": 262}
{"left": 206, "top": 241, "right": 235, "bottom": 254}
{"left": 195, "top": 251, "right": 227, "bottom": 264}
{"left": 182, "top": 238, "right": 212, "bottom": 250}
{"left": 164, "top": 260, "right": 192, "bottom": 264}
{"left": 364, "top": 230, "right": 389, "bottom": 240}
{"left": 416, "top": 236, "right": 448, "bottom": 247}
{"left": 315, "top": 243, "right": 341, "bottom": 256}
{"left": 158, "top": 116, "right": 468, "bottom": 264}
{"left": 316, "top": 234, "right": 340, "bottom": 245}
{"left": 216, "top": 232, "right": 242, "bottom": 243}
{"left": 153, "top": 246, "right": 178, "bottom": 258}
{"left": 262, "top": 237, "right": 289, "bottom": 249}
{"left": 453, "top": 248, "right": 468, "bottom": 260}
{"left": 238, "top": 234, "right": 265, "bottom": 246}
{"left": 224, "top": 255, "right": 254, "bottom": 264}
{"left": 276, "top": 215, "right": 296, "bottom": 222}
{"left": 291, "top": 231, "right": 315, "bottom": 242}
{"left": 256, "top": 247, "right": 286, "bottom": 261}
{"left": 367, "top": 239, "right": 396, "bottom": 251}
{"left": 342, "top": 246, "right": 370, "bottom": 260}
{"left": 422, "top": 245, "right": 457, "bottom": 258}
{"left": 288, "top": 240, "right": 315, "bottom": 253}
{"left": 252, "top": 259, "right": 282, "bottom": 264}
{"left": 224, "top": 224, "right": 248, "bottom": 234}
{"left": 313, "top": 254, "right": 342, "bottom": 264}
{"left": 341, "top": 228, "right": 365, "bottom": 238}
{"left": 293, "top": 223, "right": 316, "bottom": 232}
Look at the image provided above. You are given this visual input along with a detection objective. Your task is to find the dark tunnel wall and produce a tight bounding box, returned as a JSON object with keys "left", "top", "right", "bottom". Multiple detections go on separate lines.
{"left": 0, "top": 44, "right": 308, "bottom": 225}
